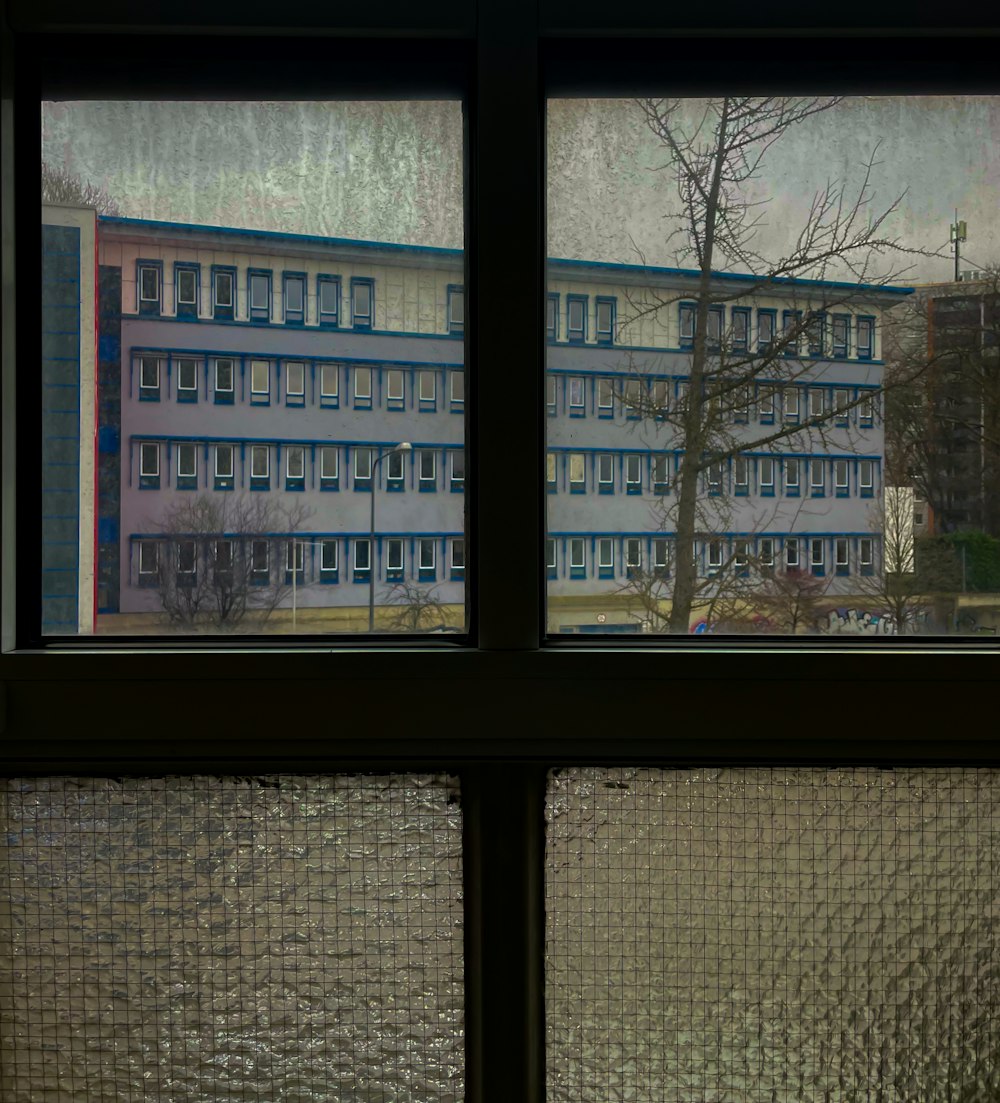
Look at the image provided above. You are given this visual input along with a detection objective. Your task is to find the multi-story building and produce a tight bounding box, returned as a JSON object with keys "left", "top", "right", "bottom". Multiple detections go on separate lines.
{"left": 44, "top": 210, "right": 910, "bottom": 634}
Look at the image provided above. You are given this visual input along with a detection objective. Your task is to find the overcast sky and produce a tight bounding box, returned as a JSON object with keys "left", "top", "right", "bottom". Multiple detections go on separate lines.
{"left": 42, "top": 97, "right": 1000, "bottom": 284}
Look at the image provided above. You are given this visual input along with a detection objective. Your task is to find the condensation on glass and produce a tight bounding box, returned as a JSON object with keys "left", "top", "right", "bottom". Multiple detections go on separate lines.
{"left": 40, "top": 101, "right": 465, "bottom": 636}
{"left": 546, "top": 766, "right": 1000, "bottom": 1102}
{"left": 545, "top": 96, "right": 1000, "bottom": 637}
{"left": 0, "top": 775, "right": 464, "bottom": 1100}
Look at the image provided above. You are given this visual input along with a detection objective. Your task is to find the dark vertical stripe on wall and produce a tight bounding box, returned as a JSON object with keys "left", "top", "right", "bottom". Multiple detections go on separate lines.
{"left": 97, "top": 264, "right": 122, "bottom": 613}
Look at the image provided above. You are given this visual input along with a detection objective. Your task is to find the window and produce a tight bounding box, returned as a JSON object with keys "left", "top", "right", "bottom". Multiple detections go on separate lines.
{"left": 783, "top": 388, "right": 799, "bottom": 421}
{"left": 598, "top": 453, "right": 614, "bottom": 491}
{"left": 598, "top": 378, "right": 614, "bottom": 414}
{"left": 832, "top": 314, "right": 850, "bottom": 357}
{"left": 176, "top": 357, "right": 198, "bottom": 402}
{"left": 758, "top": 386, "right": 775, "bottom": 424}
{"left": 568, "top": 377, "right": 584, "bottom": 413}
{"left": 732, "top": 307, "right": 750, "bottom": 350}
{"left": 175, "top": 264, "right": 198, "bottom": 317}
{"left": 138, "top": 355, "right": 160, "bottom": 400}
{"left": 419, "top": 449, "right": 437, "bottom": 490}
{"left": 138, "top": 262, "right": 160, "bottom": 314}
{"left": 387, "top": 448, "right": 405, "bottom": 487}
{"left": 810, "top": 537, "right": 825, "bottom": 576}
{"left": 546, "top": 537, "right": 557, "bottom": 577}
{"left": 214, "top": 539, "right": 234, "bottom": 581}
{"left": 386, "top": 538, "right": 404, "bottom": 579}
{"left": 285, "top": 361, "right": 305, "bottom": 403}
{"left": 857, "top": 315, "right": 874, "bottom": 359}
{"left": 567, "top": 295, "right": 587, "bottom": 342}
{"left": 757, "top": 309, "right": 775, "bottom": 350}
{"left": 859, "top": 392, "right": 876, "bottom": 426}
{"left": 451, "top": 538, "right": 465, "bottom": 574}
{"left": 759, "top": 456, "right": 774, "bottom": 495}
{"left": 653, "top": 538, "right": 670, "bottom": 574}
{"left": 250, "top": 539, "right": 269, "bottom": 582}
{"left": 625, "top": 454, "right": 641, "bottom": 492}
{"left": 448, "top": 285, "right": 464, "bottom": 334}
{"left": 569, "top": 453, "right": 585, "bottom": 491}
{"left": 759, "top": 537, "right": 775, "bottom": 567}
{"left": 624, "top": 379, "right": 641, "bottom": 419}
{"left": 810, "top": 458, "right": 825, "bottom": 496}
{"left": 860, "top": 536, "right": 875, "bottom": 575}
{"left": 569, "top": 537, "right": 585, "bottom": 576}
{"left": 283, "top": 272, "right": 305, "bottom": 324}
{"left": 450, "top": 371, "right": 464, "bottom": 407}
{"left": 286, "top": 445, "right": 305, "bottom": 484}
{"left": 419, "top": 538, "right": 436, "bottom": 579}
{"left": 783, "top": 309, "right": 802, "bottom": 355}
{"left": 451, "top": 450, "right": 465, "bottom": 490}
{"left": 351, "top": 278, "right": 374, "bottom": 330}
{"left": 546, "top": 293, "right": 559, "bottom": 340}
{"left": 176, "top": 540, "right": 196, "bottom": 585}
{"left": 176, "top": 443, "right": 197, "bottom": 488}
{"left": 735, "top": 539, "right": 749, "bottom": 570}
{"left": 835, "top": 388, "right": 851, "bottom": 425}
{"left": 251, "top": 444, "right": 270, "bottom": 484}
{"left": 320, "top": 446, "right": 339, "bottom": 486}
{"left": 318, "top": 276, "right": 340, "bottom": 326}
{"left": 836, "top": 537, "right": 849, "bottom": 575}
{"left": 806, "top": 311, "right": 825, "bottom": 356}
{"left": 707, "top": 539, "right": 724, "bottom": 574}
{"left": 382, "top": 368, "right": 404, "bottom": 407}
{"left": 546, "top": 375, "right": 557, "bottom": 414}
{"left": 138, "top": 442, "right": 159, "bottom": 487}
{"left": 808, "top": 389, "right": 825, "bottom": 418}
{"left": 596, "top": 297, "right": 615, "bottom": 345}
{"left": 353, "top": 539, "right": 371, "bottom": 574}
{"left": 320, "top": 363, "right": 339, "bottom": 405}
{"left": 213, "top": 266, "right": 235, "bottom": 319}
{"left": 250, "top": 359, "right": 270, "bottom": 404}
{"left": 679, "top": 302, "right": 695, "bottom": 347}
{"left": 707, "top": 305, "right": 724, "bottom": 348}
{"left": 354, "top": 447, "right": 373, "bottom": 485}
{"left": 286, "top": 541, "right": 305, "bottom": 577}
{"left": 652, "top": 454, "right": 669, "bottom": 492}
{"left": 354, "top": 366, "right": 372, "bottom": 405}
{"left": 546, "top": 452, "right": 556, "bottom": 489}
{"left": 320, "top": 539, "right": 339, "bottom": 578}
{"left": 215, "top": 444, "right": 234, "bottom": 487}
{"left": 706, "top": 461, "right": 722, "bottom": 494}
{"left": 137, "top": 540, "right": 158, "bottom": 584}
{"left": 734, "top": 455, "right": 748, "bottom": 494}
{"left": 835, "top": 459, "right": 849, "bottom": 496}
{"left": 785, "top": 536, "right": 800, "bottom": 569}
{"left": 214, "top": 358, "right": 234, "bottom": 404}
{"left": 419, "top": 370, "right": 436, "bottom": 404}
{"left": 785, "top": 456, "right": 800, "bottom": 495}
{"left": 249, "top": 270, "right": 271, "bottom": 322}
{"left": 652, "top": 379, "right": 669, "bottom": 419}
{"left": 859, "top": 459, "right": 875, "bottom": 497}
{"left": 597, "top": 538, "right": 614, "bottom": 575}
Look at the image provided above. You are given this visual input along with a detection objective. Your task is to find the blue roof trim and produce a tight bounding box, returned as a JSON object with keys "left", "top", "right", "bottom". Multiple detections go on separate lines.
{"left": 99, "top": 216, "right": 463, "bottom": 260}
{"left": 547, "top": 257, "right": 914, "bottom": 296}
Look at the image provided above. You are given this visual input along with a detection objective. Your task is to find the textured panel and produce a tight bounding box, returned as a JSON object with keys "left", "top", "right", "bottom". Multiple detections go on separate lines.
{"left": 0, "top": 775, "right": 463, "bottom": 1102}
{"left": 546, "top": 767, "right": 1000, "bottom": 1103}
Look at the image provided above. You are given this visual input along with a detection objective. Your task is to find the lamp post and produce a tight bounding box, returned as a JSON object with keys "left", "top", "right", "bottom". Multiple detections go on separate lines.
{"left": 369, "top": 442, "right": 411, "bottom": 632}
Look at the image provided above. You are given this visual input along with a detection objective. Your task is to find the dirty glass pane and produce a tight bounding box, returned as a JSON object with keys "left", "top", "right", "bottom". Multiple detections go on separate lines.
{"left": 0, "top": 775, "right": 464, "bottom": 1100}
{"left": 41, "top": 101, "right": 464, "bottom": 635}
{"left": 546, "top": 766, "right": 1000, "bottom": 1102}
{"left": 546, "top": 97, "right": 1000, "bottom": 637}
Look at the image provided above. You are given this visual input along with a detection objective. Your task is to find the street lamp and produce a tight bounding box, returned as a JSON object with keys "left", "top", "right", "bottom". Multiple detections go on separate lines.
{"left": 369, "top": 442, "right": 411, "bottom": 632}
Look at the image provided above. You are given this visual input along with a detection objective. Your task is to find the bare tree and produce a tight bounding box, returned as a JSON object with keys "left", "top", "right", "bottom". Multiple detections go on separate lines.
{"left": 616, "top": 97, "right": 936, "bottom": 632}
{"left": 383, "top": 580, "right": 451, "bottom": 632}
{"left": 145, "top": 494, "right": 312, "bottom": 632}
{"left": 41, "top": 160, "right": 123, "bottom": 216}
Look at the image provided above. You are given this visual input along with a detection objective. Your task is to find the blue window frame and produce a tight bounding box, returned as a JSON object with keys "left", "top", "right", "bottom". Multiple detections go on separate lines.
{"left": 806, "top": 311, "right": 826, "bottom": 357}
{"left": 417, "top": 368, "right": 437, "bottom": 410}
{"left": 137, "top": 542, "right": 159, "bottom": 587}
{"left": 418, "top": 449, "right": 437, "bottom": 492}
{"left": 784, "top": 456, "right": 801, "bottom": 498}
{"left": 782, "top": 310, "right": 802, "bottom": 356}
{"left": 597, "top": 453, "right": 614, "bottom": 495}
{"left": 138, "top": 442, "right": 160, "bottom": 490}
{"left": 859, "top": 459, "right": 876, "bottom": 499}
{"left": 319, "top": 362, "right": 339, "bottom": 409}
{"left": 679, "top": 302, "right": 696, "bottom": 349}
{"left": 597, "top": 377, "right": 614, "bottom": 418}
{"left": 386, "top": 447, "right": 405, "bottom": 492}
{"left": 568, "top": 376, "right": 586, "bottom": 418}
{"left": 176, "top": 443, "right": 197, "bottom": 490}
{"left": 284, "top": 361, "right": 306, "bottom": 407}
{"left": 625, "top": 537, "right": 642, "bottom": 579}
{"left": 212, "top": 265, "right": 236, "bottom": 321}
{"left": 214, "top": 358, "right": 235, "bottom": 405}
{"left": 835, "top": 538, "right": 850, "bottom": 577}
{"left": 834, "top": 459, "right": 850, "bottom": 498}
{"left": 596, "top": 296, "right": 616, "bottom": 346}
{"left": 758, "top": 456, "right": 775, "bottom": 497}
{"left": 567, "top": 294, "right": 587, "bottom": 343}
{"left": 386, "top": 537, "right": 404, "bottom": 582}
{"left": 318, "top": 275, "right": 341, "bottom": 327}
{"left": 250, "top": 540, "right": 270, "bottom": 586}
{"left": 707, "top": 305, "right": 724, "bottom": 349}
{"left": 450, "top": 538, "right": 465, "bottom": 580}
{"left": 285, "top": 445, "right": 305, "bottom": 491}
{"left": 810, "top": 537, "right": 826, "bottom": 578}
{"left": 351, "top": 277, "right": 374, "bottom": 331}
{"left": 859, "top": 390, "right": 876, "bottom": 427}
{"left": 248, "top": 268, "right": 272, "bottom": 323}
{"left": 569, "top": 537, "right": 586, "bottom": 580}
{"left": 249, "top": 444, "right": 270, "bottom": 491}
{"left": 285, "top": 541, "right": 305, "bottom": 586}
{"left": 175, "top": 357, "right": 199, "bottom": 404}
{"left": 596, "top": 538, "right": 615, "bottom": 580}
{"left": 832, "top": 313, "right": 850, "bottom": 358}
{"left": 283, "top": 271, "right": 306, "bottom": 325}
{"left": 249, "top": 359, "right": 271, "bottom": 406}
{"left": 757, "top": 309, "right": 776, "bottom": 351}
{"left": 174, "top": 263, "right": 199, "bottom": 319}
{"left": 137, "top": 260, "right": 162, "bottom": 316}
{"left": 352, "top": 446, "right": 373, "bottom": 492}
{"left": 625, "top": 454, "right": 642, "bottom": 495}
{"left": 546, "top": 293, "right": 559, "bottom": 341}
{"left": 757, "top": 384, "right": 775, "bottom": 425}
{"left": 450, "top": 450, "right": 465, "bottom": 492}
{"left": 652, "top": 454, "right": 670, "bottom": 495}
{"left": 353, "top": 366, "right": 373, "bottom": 411}
{"left": 809, "top": 457, "right": 826, "bottom": 498}
{"left": 214, "top": 444, "right": 235, "bottom": 491}
{"left": 568, "top": 453, "right": 586, "bottom": 494}
{"left": 450, "top": 370, "right": 464, "bottom": 412}
{"left": 418, "top": 538, "right": 436, "bottom": 582}
{"left": 448, "top": 284, "right": 465, "bottom": 335}
{"left": 546, "top": 452, "right": 557, "bottom": 493}
{"left": 731, "top": 307, "right": 750, "bottom": 351}
{"left": 834, "top": 387, "right": 851, "bottom": 426}
{"left": 320, "top": 539, "right": 340, "bottom": 584}
{"left": 319, "top": 446, "right": 340, "bottom": 491}
{"left": 385, "top": 368, "right": 406, "bottom": 411}
{"left": 705, "top": 460, "right": 723, "bottom": 497}
{"left": 857, "top": 315, "right": 875, "bottom": 359}
{"left": 860, "top": 537, "right": 875, "bottom": 576}
{"left": 352, "top": 538, "right": 371, "bottom": 583}
{"left": 733, "top": 455, "right": 749, "bottom": 497}
{"left": 137, "top": 354, "right": 161, "bottom": 402}
{"left": 546, "top": 539, "right": 557, "bottom": 581}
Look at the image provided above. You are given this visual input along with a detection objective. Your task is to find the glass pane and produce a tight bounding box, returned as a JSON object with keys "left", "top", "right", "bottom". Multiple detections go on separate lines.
{"left": 41, "top": 100, "right": 464, "bottom": 635}
{"left": 1, "top": 775, "right": 464, "bottom": 1100}
{"left": 546, "top": 96, "right": 1000, "bottom": 637}
{"left": 546, "top": 766, "right": 1000, "bottom": 1101}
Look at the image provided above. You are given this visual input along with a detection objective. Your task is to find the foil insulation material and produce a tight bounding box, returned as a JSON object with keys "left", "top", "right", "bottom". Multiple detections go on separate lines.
{"left": 0, "top": 775, "right": 464, "bottom": 1102}
{"left": 545, "top": 767, "right": 1000, "bottom": 1103}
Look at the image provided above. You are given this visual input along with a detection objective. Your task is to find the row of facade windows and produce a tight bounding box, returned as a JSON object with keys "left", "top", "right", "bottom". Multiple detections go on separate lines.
{"left": 546, "top": 373, "right": 879, "bottom": 426}
{"left": 545, "top": 534, "right": 878, "bottom": 579}
{"left": 133, "top": 354, "right": 464, "bottom": 411}
{"left": 136, "top": 259, "right": 464, "bottom": 334}
{"left": 133, "top": 441, "right": 465, "bottom": 492}
{"left": 546, "top": 452, "right": 879, "bottom": 498}
{"left": 134, "top": 534, "right": 465, "bottom": 586}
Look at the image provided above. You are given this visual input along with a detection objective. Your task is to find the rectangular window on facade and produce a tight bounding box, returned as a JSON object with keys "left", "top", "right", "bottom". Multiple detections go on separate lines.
{"left": 320, "top": 539, "right": 339, "bottom": 577}
{"left": 176, "top": 266, "right": 197, "bottom": 308}
{"left": 546, "top": 294, "right": 558, "bottom": 341}
{"left": 759, "top": 456, "right": 774, "bottom": 495}
{"left": 835, "top": 459, "right": 849, "bottom": 496}
{"left": 758, "top": 386, "right": 775, "bottom": 424}
{"left": 785, "top": 456, "right": 800, "bottom": 494}
{"left": 419, "top": 538, "right": 436, "bottom": 579}
{"left": 757, "top": 309, "right": 775, "bottom": 350}
{"left": 732, "top": 307, "right": 749, "bottom": 349}
{"left": 546, "top": 537, "right": 557, "bottom": 577}
{"left": 250, "top": 359, "right": 270, "bottom": 403}
{"left": 546, "top": 452, "right": 557, "bottom": 489}
{"left": 625, "top": 454, "right": 641, "bottom": 492}
{"left": 835, "top": 387, "right": 851, "bottom": 425}
{"left": 419, "top": 449, "right": 437, "bottom": 490}
{"left": 832, "top": 314, "right": 849, "bottom": 357}
{"left": 214, "top": 359, "right": 234, "bottom": 404}
{"left": 734, "top": 455, "right": 748, "bottom": 493}
{"left": 284, "top": 273, "right": 305, "bottom": 324}
{"left": 786, "top": 536, "right": 800, "bottom": 569}
{"left": 569, "top": 537, "right": 585, "bottom": 576}
{"left": 213, "top": 268, "right": 234, "bottom": 318}
{"left": 859, "top": 459, "right": 875, "bottom": 496}
{"left": 783, "top": 310, "right": 802, "bottom": 355}
{"left": 251, "top": 539, "right": 269, "bottom": 581}
{"left": 811, "top": 537, "right": 825, "bottom": 575}
{"left": 138, "top": 355, "right": 160, "bottom": 400}
{"left": 598, "top": 538, "right": 614, "bottom": 574}
{"left": 735, "top": 539, "right": 749, "bottom": 570}
{"left": 625, "top": 538, "right": 641, "bottom": 571}
{"left": 386, "top": 538, "right": 404, "bottom": 578}
{"left": 386, "top": 368, "right": 405, "bottom": 405}
{"left": 598, "top": 453, "right": 614, "bottom": 491}
{"left": 810, "top": 457, "right": 825, "bottom": 496}
{"left": 138, "top": 540, "right": 158, "bottom": 584}
{"left": 320, "top": 363, "right": 339, "bottom": 404}
{"left": 809, "top": 389, "right": 825, "bottom": 418}
{"left": 450, "top": 371, "right": 464, "bottom": 407}
{"left": 596, "top": 297, "right": 615, "bottom": 345}
{"left": 860, "top": 536, "right": 875, "bottom": 574}
{"left": 836, "top": 537, "right": 850, "bottom": 575}
{"left": 652, "top": 379, "right": 668, "bottom": 419}
{"left": 653, "top": 538, "right": 670, "bottom": 574}
{"left": 319, "top": 276, "right": 340, "bottom": 326}
{"left": 783, "top": 388, "right": 799, "bottom": 420}
{"left": 706, "top": 461, "right": 722, "bottom": 494}
{"left": 177, "top": 540, "right": 197, "bottom": 584}
{"left": 547, "top": 375, "right": 557, "bottom": 414}
{"left": 354, "top": 366, "right": 372, "bottom": 404}
{"left": 285, "top": 361, "right": 305, "bottom": 403}
{"left": 759, "top": 537, "right": 775, "bottom": 566}
{"left": 624, "top": 379, "right": 642, "bottom": 419}
{"left": 569, "top": 377, "right": 585, "bottom": 413}
{"left": 387, "top": 449, "right": 405, "bottom": 488}
{"left": 419, "top": 370, "right": 436, "bottom": 404}
{"left": 354, "top": 538, "right": 371, "bottom": 574}
{"left": 176, "top": 443, "right": 197, "bottom": 489}
{"left": 857, "top": 316, "right": 874, "bottom": 359}
{"left": 176, "top": 357, "right": 198, "bottom": 402}
{"left": 286, "top": 446, "right": 305, "bottom": 484}
{"left": 139, "top": 442, "right": 159, "bottom": 487}
{"left": 215, "top": 444, "right": 234, "bottom": 485}
{"left": 652, "top": 454, "right": 669, "bottom": 492}
{"left": 249, "top": 271, "right": 271, "bottom": 322}
{"left": 320, "top": 446, "right": 339, "bottom": 486}
{"left": 354, "top": 447, "right": 373, "bottom": 484}
{"left": 450, "top": 450, "right": 465, "bottom": 490}
{"left": 707, "top": 538, "right": 724, "bottom": 573}
{"left": 286, "top": 541, "right": 305, "bottom": 577}
{"left": 138, "top": 263, "right": 160, "bottom": 311}
{"left": 451, "top": 538, "right": 465, "bottom": 575}
{"left": 251, "top": 444, "right": 269, "bottom": 482}
{"left": 567, "top": 296, "right": 587, "bottom": 342}
{"left": 806, "top": 312, "right": 825, "bottom": 356}
{"left": 214, "top": 539, "right": 234, "bottom": 580}
{"left": 707, "top": 305, "right": 724, "bottom": 348}
{"left": 351, "top": 279, "right": 373, "bottom": 330}
{"left": 448, "top": 285, "right": 464, "bottom": 334}
{"left": 679, "top": 303, "right": 695, "bottom": 347}
{"left": 569, "top": 453, "right": 585, "bottom": 491}
{"left": 859, "top": 392, "right": 875, "bottom": 425}
{"left": 598, "top": 378, "right": 614, "bottom": 414}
